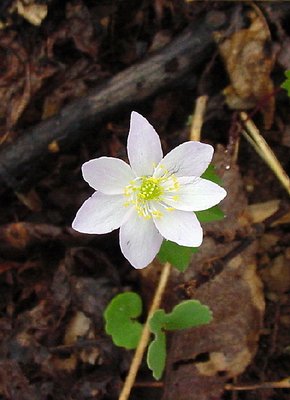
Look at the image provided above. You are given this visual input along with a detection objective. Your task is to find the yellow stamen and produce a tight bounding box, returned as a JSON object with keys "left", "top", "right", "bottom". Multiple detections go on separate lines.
{"left": 123, "top": 166, "right": 180, "bottom": 219}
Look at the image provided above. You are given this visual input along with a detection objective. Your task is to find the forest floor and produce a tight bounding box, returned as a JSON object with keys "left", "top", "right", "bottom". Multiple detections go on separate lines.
{"left": 0, "top": 1, "right": 289, "bottom": 400}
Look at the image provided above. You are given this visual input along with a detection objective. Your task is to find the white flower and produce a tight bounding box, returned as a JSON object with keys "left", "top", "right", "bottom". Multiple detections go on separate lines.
{"left": 72, "top": 112, "right": 226, "bottom": 269}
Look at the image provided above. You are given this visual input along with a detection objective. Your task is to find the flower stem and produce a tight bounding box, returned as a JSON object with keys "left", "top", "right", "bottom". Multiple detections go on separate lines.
{"left": 118, "top": 262, "right": 171, "bottom": 400}
{"left": 190, "top": 95, "right": 208, "bottom": 141}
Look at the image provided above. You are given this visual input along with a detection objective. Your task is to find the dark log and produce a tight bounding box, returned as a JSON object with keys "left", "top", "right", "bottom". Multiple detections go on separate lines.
{"left": 0, "top": 10, "right": 228, "bottom": 192}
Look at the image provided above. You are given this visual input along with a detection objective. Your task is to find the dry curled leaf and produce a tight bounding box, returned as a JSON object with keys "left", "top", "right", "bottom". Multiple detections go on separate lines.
{"left": 216, "top": 9, "right": 276, "bottom": 129}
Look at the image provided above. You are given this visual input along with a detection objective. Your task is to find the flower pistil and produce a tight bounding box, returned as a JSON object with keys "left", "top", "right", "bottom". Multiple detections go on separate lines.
{"left": 124, "top": 170, "right": 180, "bottom": 219}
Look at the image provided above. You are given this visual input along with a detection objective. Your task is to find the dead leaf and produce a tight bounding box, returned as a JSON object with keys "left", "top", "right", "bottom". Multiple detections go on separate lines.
{"left": 41, "top": 60, "right": 102, "bottom": 119}
{"left": 15, "top": 188, "right": 42, "bottom": 212}
{"left": 16, "top": 0, "right": 47, "bottom": 26}
{"left": 0, "top": 30, "right": 57, "bottom": 136}
{"left": 260, "top": 252, "right": 290, "bottom": 296}
{"left": 248, "top": 200, "right": 280, "bottom": 223}
{"left": 202, "top": 145, "right": 250, "bottom": 241}
{"left": 47, "top": 1, "right": 99, "bottom": 61}
{"left": 216, "top": 9, "right": 276, "bottom": 129}
{"left": 52, "top": 311, "right": 95, "bottom": 371}
{"left": 64, "top": 311, "right": 91, "bottom": 345}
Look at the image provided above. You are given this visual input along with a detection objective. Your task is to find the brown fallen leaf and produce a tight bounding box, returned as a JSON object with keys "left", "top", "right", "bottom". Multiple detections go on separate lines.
{"left": 42, "top": 60, "right": 104, "bottom": 119}
{"left": 47, "top": 1, "right": 99, "bottom": 61}
{"left": 215, "top": 8, "right": 276, "bottom": 129}
{"left": 248, "top": 199, "right": 280, "bottom": 223}
{"left": 0, "top": 30, "right": 57, "bottom": 138}
{"left": 260, "top": 251, "right": 290, "bottom": 297}
{"left": 162, "top": 242, "right": 264, "bottom": 400}
{"left": 51, "top": 310, "right": 94, "bottom": 372}
{"left": 202, "top": 145, "right": 251, "bottom": 241}
{"left": 16, "top": 0, "right": 47, "bottom": 26}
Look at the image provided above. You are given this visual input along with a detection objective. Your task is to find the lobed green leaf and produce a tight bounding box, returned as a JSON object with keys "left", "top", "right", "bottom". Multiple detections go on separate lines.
{"left": 162, "top": 300, "right": 213, "bottom": 330}
{"left": 147, "top": 300, "right": 212, "bottom": 379}
{"left": 104, "top": 292, "right": 143, "bottom": 349}
{"left": 147, "top": 310, "right": 167, "bottom": 380}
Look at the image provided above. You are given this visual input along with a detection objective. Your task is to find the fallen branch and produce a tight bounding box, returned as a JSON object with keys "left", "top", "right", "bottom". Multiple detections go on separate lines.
{"left": 0, "top": 10, "right": 228, "bottom": 192}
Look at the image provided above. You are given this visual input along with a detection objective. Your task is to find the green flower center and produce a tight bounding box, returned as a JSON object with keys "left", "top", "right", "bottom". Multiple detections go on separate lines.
{"left": 123, "top": 170, "right": 179, "bottom": 219}
{"left": 138, "top": 177, "right": 163, "bottom": 200}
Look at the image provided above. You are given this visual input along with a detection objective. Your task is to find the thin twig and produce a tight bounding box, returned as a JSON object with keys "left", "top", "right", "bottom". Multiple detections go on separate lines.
{"left": 134, "top": 376, "right": 290, "bottom": 391}
{"left": 190, "top": 95, "right": 208, "bottom": 141}
{"left": 225, "top": 376, "right": 290, "bottom": 391}
{"left": 134, "top": 381, "right": 163, "bottom": 388}
{"left": 240, "top": 112, "right": 290, "bottom": 196}
{"left": 119, "top": 262, "right": 171, "bottom": 400}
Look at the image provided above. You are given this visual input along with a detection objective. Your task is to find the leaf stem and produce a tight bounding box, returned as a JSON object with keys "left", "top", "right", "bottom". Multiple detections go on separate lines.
{"left": 118, "top": 262, "right": 171, "bottom": 400}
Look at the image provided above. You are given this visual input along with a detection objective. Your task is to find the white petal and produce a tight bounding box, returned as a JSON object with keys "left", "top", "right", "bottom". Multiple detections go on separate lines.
{"left": 82, "top": 157, "right": 135, "bottom": 194}
{"left": 153, "top": 208, "right": 203, "bottom": 247}
{"left": 72, "top": 192, "right": 130, "bottom": 234}
{"left": 127, "top": 111, "right": 163, "bottom": 176}
{"left": 164, "top": 177, "right": 227, "bottom": 211}
{"left": 120, "top": 210, "right": 163, "bottom": 269}
{"left": 154, "top": 141, "right": 213, "bottom": 178}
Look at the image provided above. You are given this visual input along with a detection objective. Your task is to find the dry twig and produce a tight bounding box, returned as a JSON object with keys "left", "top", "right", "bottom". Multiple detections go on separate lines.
{"left": 190, "top": 95, "right": 208, "bottom": 141}
{"left": 240, "top": 111, "right": 290, "bottom": 196}
{"left": 225, "top": 376, "right": 290, "bottom": 391}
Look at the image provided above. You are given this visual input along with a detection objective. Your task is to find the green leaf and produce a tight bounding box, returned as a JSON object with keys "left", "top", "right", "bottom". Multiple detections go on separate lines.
{"left": 201, "top": 164, "right": 222, "bottom": 184}
{"left": 195, "top": 205, "right": 225, "bottom": 223}
{"left": 147, "top": 301, "right": 212, "bottom": 379}
{"left": 158, "top": 240, "right": 198, "bottom": 272}
{"left": 149, "top": 309, "right": 166, "bottom": 332}
{"left": 147, "top": 331, "right": 166, "bottom": 380}
{"left": 281, "top": 70, "right": 290, "bottom": 96}
{"left": 104, "top": 292, "right": 143, "bottom": 349}
{"left": 147, "top": 310, "right": 167, "bottom": 380}
{"left": 162, "top": 300, "right": 213, "bottom": 330}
